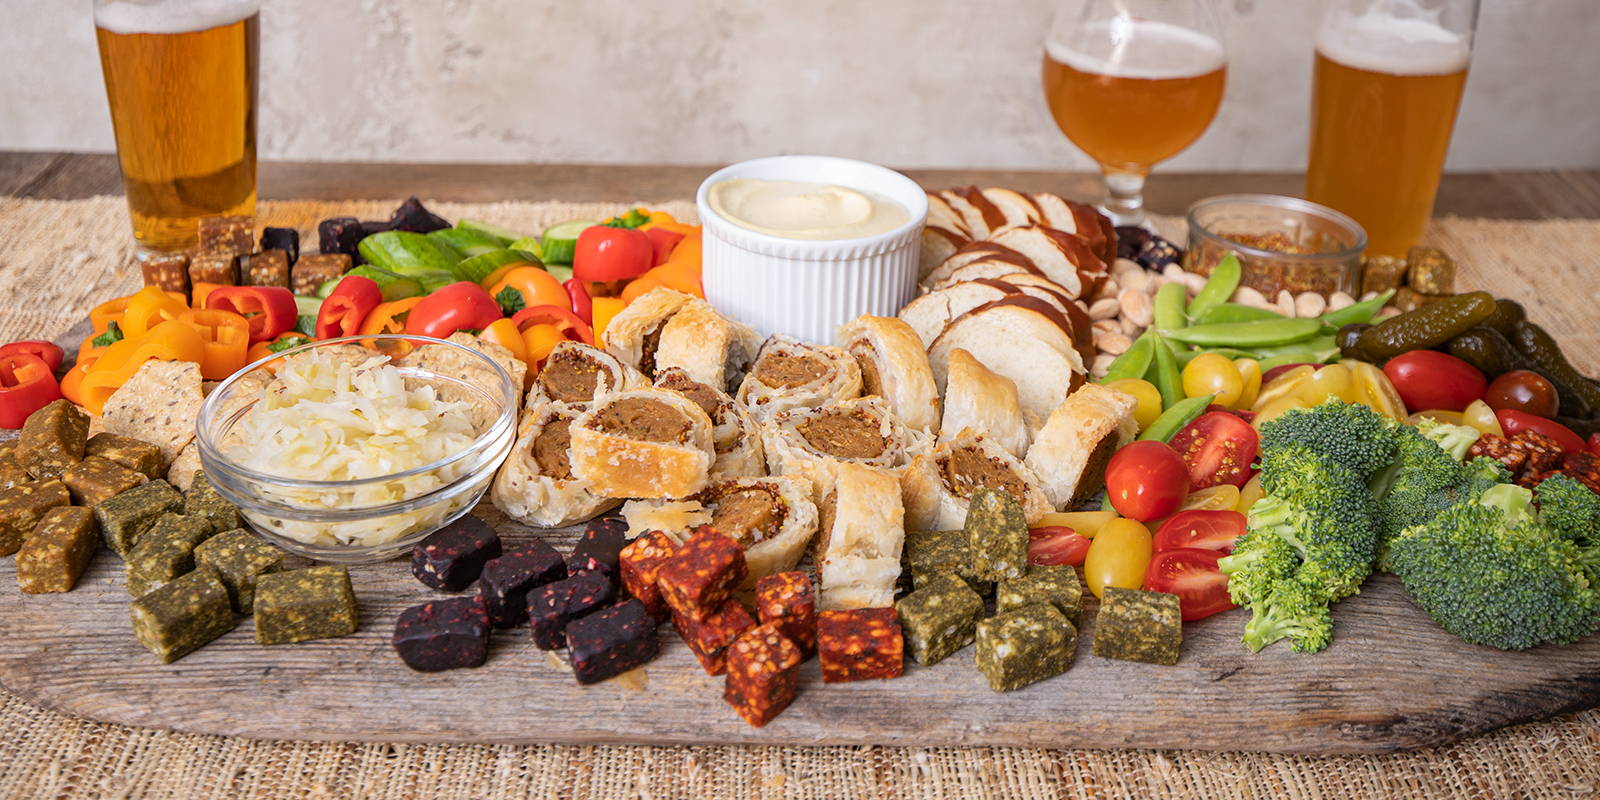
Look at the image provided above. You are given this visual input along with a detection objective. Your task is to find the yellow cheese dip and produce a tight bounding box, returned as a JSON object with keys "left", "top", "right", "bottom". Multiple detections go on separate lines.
{"left": 708, "top": 178, "right": 910, "bottom": 240}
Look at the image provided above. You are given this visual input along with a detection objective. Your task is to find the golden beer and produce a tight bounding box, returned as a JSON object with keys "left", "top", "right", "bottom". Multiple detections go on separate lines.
{"left": 94, "top": 1, "right": 259, "bottom": 254}
{"left": 1042, "top": 20, "right": 1226, "bottom": 174}
{"left": 1306, "top": 14, "right": 1471, "bottom": 256}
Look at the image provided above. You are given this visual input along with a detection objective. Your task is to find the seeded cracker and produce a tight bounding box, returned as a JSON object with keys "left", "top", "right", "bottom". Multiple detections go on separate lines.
{"left": 976, "top": 603, "right": 1077, "bottom": 692}
{"left": 194, "top": 529, "right": 283, "bottom": 613}
{"left": 896, "top": 572, "right": 982, "bottom": 665}
{"left": 130, "top": 567, "right": 236, "bottom": 663}
{"left": 1092, "top": 587, "right": 1182, "bottom": 666}
{"left": 964, "top": 488, "right": 1028, "bottom": 582}
{"left": 397, "top": 332, "right": 525, "bottom": 425}
{"left": 166, "top": 443, "right": 201, "bottom": 491}
{"left": 101, "top": 360, "right": 204, "bottom": 467}
{"left": 997, "top": 565, "right": 1084, "bottom": 624}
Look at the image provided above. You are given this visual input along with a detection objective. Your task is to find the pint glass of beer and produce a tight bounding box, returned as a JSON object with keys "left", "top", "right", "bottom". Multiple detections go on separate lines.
{"left": 94, "top": 0, "right": 260, "bottom": 256}
{"left": 1042, "top": 0, "right": 1226, "bottom": 228}
{"left": 1306, "top": 0, "right": 1477, "bottom": 257}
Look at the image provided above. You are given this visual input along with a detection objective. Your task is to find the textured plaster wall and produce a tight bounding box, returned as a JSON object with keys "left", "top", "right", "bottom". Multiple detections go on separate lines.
{"left": 2, "top": 0, "right": 1596, "bottom": 170}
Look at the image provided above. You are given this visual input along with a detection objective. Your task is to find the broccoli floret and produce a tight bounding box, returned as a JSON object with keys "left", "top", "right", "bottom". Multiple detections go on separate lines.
{"left": 1242, "top": 579, "right": 1334, "bottom": 654}
{"left": 1258, "top": 398, "right": 1399, "bottom": 478}
{"left": 1386, "top": 484, "right": 1600, "bottom": 650}
{"left": 1219, "top": 528, "right": 1299, "bottom": 606}
{"left": 1245, "top": 459, "right": 1378, "bottom": 602}
{"left": 1415, "top": 417, "right": 1482, "bottom": 461}
{"left": 1371, "top": 426, "right": 1471, "bottom": 549}
{"left": 1537, "top": 474, "right": 1600, "bottom": 547}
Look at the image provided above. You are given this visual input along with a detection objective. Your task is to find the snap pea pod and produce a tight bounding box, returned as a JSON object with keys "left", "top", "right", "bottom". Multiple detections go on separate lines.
{"left": 1099, "top": 330, "right": 1156, "bottom": 384}
{"left": 1244, "top": 335, "right": 1339, "bottom": 361}
{"left": 1138, "top": 394, "right": 1215, "bottom": 443}
{"left": 1317, "top": 288, "right": 1395, "bottom": 330}
{"left": 1193, "top": 302, "right": 1284, "bottom": 326}
{"left": 1259, "top": 350, "right": 1341, "bottom": 370}
{"left": 1153, "top": 282, "right": 1188, "bottom": 333}
{"left": 1146, "top": 331, "right": 1184, "bottom": 409}
{"left": 1161, "top": 318, "right": 1324, "bottom": 348}
{"left": 1185, "top": 253, "right": 1240, "bottom": 323}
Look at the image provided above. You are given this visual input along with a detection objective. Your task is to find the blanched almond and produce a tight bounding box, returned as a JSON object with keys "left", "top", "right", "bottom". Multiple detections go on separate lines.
{"left": 1095, "top": 331, "right": 1132, "bottom": 355}
{"left": 1088, "top": 297, "right": 1121, "bottom": 320}
{"left": 1092, "top": 319, "right": 1120, "bottom": 335}
{"left": 1091, "top": 353, "right": 1117, "bottom": 379}
{"left": 1120, "top": 270, "right": 1151, "bottom": 294}
{"left": 1234, "top": 286, "right": 1270, "bottom": 308}
{"left": 1119, "top": 315, "right": 1143, "bottom": 335}
{"left": 1180, "top": 272, "right": 1208, "bottom": 295}
{"left": 1276, "top": 290, "right": 1297, "bottom": 317}
{"left": 1295, "top": 292, "right": 1327, "bottom": 318}
{"left": 1113, "top": 258, "right": 1143, "bottom": 280}
{"left": 1119, "top": 289, "right": 1154, "bottom": 327}
{"left": 1328, "top": 291, "right": 1355, "bottom": 311}
{"left": 1094, "top": 279, "right": 1121, "bottom": 300}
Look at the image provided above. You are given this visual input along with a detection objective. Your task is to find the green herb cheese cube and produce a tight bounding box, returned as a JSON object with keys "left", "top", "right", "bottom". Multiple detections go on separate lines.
{"left": 997, "top": 565, "right": 1084, "bottom": 624}
{"left": 95, "top": 479, "right": 184, "bottom": 558}
{"left": 1091, "top": 588, "right": 1182, "bottom": 666}
{"left": 254, "top": 566, "right": 358, "bottom": 645}
{"left": 194, "top": 529, "right": 283, "bottom": 613}
{"left": 975, "top": 603, "right": 1077, "bottom": 692}
{"left": 895, "top": 572, "right": 983, "bottom": 665}
{"left": 129, "top": 567, "right": 236, "bottom": 663}
{"left": 184, "top": 471, "right": 241, "bottom": 534}
{"left": 126, "top": 513, "right": 216, "bottom": 597}
{"left": 903, "top": 529, "right": 991, "bottom": 594}
{"left": 964, "top": 488, "right": 1028, "bottom": 582}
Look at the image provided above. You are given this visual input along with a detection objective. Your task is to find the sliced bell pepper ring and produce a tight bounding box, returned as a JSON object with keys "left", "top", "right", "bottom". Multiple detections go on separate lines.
{"left": 478, "top": 318, "right": 534, "bottom": 390}
{"left": 405, "top": 282, "right": 505, "bottom": 340}
{"left": 590, "top": 296, "right": 627, "bottom": 346}
{"left": 512, "top": 305, "right": 594, "bottom": 369}
{"left": 179, "top": 309, "right": 251, "bottom": 380}
{"left": 315, "top": 275, "right": 384, "bottom": 340}
{"left": 88, "top": 290, "right": 185, "bottom": 335}
{"left": 58, "top": 357, "right": 95, "bottom": 408}
{"left": 205, "top": 286, "right": 298, "bottom": 344}
{"left": 76, "top": 321, "right": 207, "bottom": 415}
{"left": 0, "top": 354, "right": 62, "bottom": 429}
{"left": 245, "top": 332, "right": 313, "bottom": 373}
{"left": 489, "top": 266, "right": 569, "bottom": 315}
{"left": 120, "top": 286, "right": 191, "bottom": 338}
{"left": 358, "top": 296, "right": 425, "bottom": 357}
{"left": 622, "top": 259, "right": 703, "bottom": 304}
{"left": 190, "top": 282, "right": 223, "bottom": 310}
{"left": 564, "top": 278, "right": 593, "bottom": 325}
{"left": 0, "top": 341, "right": 64, "bottom": 373}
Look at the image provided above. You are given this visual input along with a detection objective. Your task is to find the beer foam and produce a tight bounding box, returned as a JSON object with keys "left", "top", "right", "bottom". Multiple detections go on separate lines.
{"left": 1316, "top": 6, "right": 1470, "bottom": 76}
{"left": 1046, "top": 19, "right": 1225, "bottom": 80}
{"left": 94, "top": 0, "right": 259, "bottom": 35}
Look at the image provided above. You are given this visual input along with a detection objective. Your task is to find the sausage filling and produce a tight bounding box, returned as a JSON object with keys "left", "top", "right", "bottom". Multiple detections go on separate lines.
{"left": 797, "top": 409, "right": 888, "bottom": 460}
{"left": 539, "top": 348, "right": 602, "bottom": 404}
{"left": 638, "top": 322, "right": 666, "bottom": 377}
{"left": 850, "top": 339, "right": 885, "bottom": 398}
{"left": 941, "top": 445, "right": 1027, "bottom": 503}
{"left": 532, "top": 416, "right": 575, "bottom": 480}
{"left": 656, "top": 370, "right": 721, "bottom": 419}
{"left": 591, "top": 397, "right": 693, "bottom": 443}
{"left": 753, "top": 352, "right": 827, "bottom": 389}
{"left": 705, "top": 483, "right": 787, "bottom": 547}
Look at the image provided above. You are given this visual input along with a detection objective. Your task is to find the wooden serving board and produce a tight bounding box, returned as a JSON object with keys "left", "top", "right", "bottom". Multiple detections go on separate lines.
{"left": 2, "top": 498, "right": 1598, "bottom": 755}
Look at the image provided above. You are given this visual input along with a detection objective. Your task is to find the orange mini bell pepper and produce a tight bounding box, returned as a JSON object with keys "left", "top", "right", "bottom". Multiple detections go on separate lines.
{"left": 488, "top": 266, "right": 569, "bottom": 314}
{"left": 478, "top": 318, "right": 534, "bottom": 389}
{"left": 622, "top": 260, "right": 703, "bottom": 304}
{"left": 358, "top": 296, "right": 425, "bottom": 357}
{"left": 190, "top": 282, "right": 223, "bottom": 311}
{"left": 244, "top": 332, "right": 313, "bottom": 374}
{"left": 76, "top": 321, "right": 207, "bottom": 414}
{"left": 120, "top": 286, "right": 190, "bottom": 338}
{"left": 590, "top": 297, "right": 626, "bottom": 345}
{"left": 59, "top": 356, "right": 96, "bottom": 408}
{"left": 179, "top": 309, "right": 250, "bottom": 380}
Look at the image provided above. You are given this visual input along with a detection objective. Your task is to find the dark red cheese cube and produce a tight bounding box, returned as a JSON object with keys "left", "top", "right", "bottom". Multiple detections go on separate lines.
{"left": 755, "top": 571, "right": 817, "bottom": 658}
{"left": 656, "top": 527, "right": 746, "bottom": 623}
{"left": 393, "top": 595, "right": 490, "bottom": 672}
{"left": 567, "top": 599, "right": 659, "bottom": 685}
{"left": 528, "top": 572, "right": 615, "bottom": 650}
{"left": 818, "top": 607, "right": 904, "bottom": 683}
{"left": 388, "top": 196, "right": 450, "bottom": 233}
{"left": 411, "top": 515, "right": 502, "bottom": 592}
{"left": 565, "top": 516, "right": 629, "bottom": 583}
{"left": 259, "top": 226, "right": 299, "bottom": 265}
{"left": 317, "top": 217, "right": 365, "bottom": 257}
{"left": 723, "top": 623, "right": 803, "bottom": 727}
{"left": 672, "top": 598, "right": 755, "bottom": 676}
{"left": 479, "top": 538, "right": 566, "bottom": 628}
{"left": 619, "top": 530, "right": 679, "bottom": 619}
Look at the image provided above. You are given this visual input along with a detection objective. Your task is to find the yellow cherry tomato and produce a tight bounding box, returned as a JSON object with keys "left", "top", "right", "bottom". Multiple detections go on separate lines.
{"left": 1461, "top": 398, "right": 1505, "bottom": 437}
{"left": 1183, "top": 353, "right": 1244, "bottom": 408}
{"left": 1407, "top": 410, "right": 1465, "bottom": 427}
{"left": 1253, "top": 395, "right": 1308, "bottom": 430}
{"left": 1236, "top": 474, "right": 1264, "bottom": 513}
{"left": 1084, "top": 517, "right": 1153, "bottom": 598}
{"left": 1234, "top": 358, "right": 1263, "bottom": 409}
{"left": 1105, "top": 378, "right": 1162, "bottom": 431}
{"left": 1252, "top": 365, "right": 1315, "bottom": 412}
{"left": 1298, "top": 363, "right": 1357, "bottom": 405}
{"left": 1344, "top": 360, "right": 1408, "bottom": 421}
{"left": 1035, "top": 510, "right": 1118, "bottom": 538}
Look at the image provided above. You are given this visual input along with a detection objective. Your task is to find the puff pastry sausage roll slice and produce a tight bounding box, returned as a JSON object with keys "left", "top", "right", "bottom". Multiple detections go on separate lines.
{"left": 837, "top": 315, "right": 940, "bottom": 434}
{"left": 736, "top": 334, "right": 862, "bottom": 419}
{"left": 939, "top": 347, "right": 1030, "bottom": 458}
{"left": 569, "top": 388, "right": 715, "bottom": 499}
{"left": 528, "top": 341, "right": 647, "bottom": 408}
{"left": 601, "top": 287, "right": 759, "bottom": 391}
{"left": 491, "top": 402, "right": 620, "bottom": 528}
{"left": 697, "top": 475, "right": 818, "bottom": 588}
{"left": 814, "top": 463, "right": 905, "bottom": 611}
{"left": 902, "top": 430, "right": 1053, "bottom": 531}
{"left": 654, "top": 367, "right": 766, "bottom": 479}
{"left": 761, "top": 395, "right": 930, "bottom": 494}
{"left": 1024, "top": 383, "right": 1139, "bottom": 509}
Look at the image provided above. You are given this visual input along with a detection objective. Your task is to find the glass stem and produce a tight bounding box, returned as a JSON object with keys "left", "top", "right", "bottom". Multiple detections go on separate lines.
{"left": 1102, "top": 168, "right": 1150, "bottom": 229}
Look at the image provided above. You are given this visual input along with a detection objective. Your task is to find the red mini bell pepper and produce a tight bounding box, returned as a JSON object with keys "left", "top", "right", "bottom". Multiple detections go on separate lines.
{"left": 645, "top": 226, "right": 686, "bottom": 266}
{"left": 0, "top": 341, "right": 64, "bottom": 373}
{"left": 405, "top": 282, "right": 505, "bottom": 339}
{"left": 205, "top": 286, "right": 298, "bottom": 344}
{"left": 316, "top": 276, "right": 384, "bottom": 340}
{"left": 563, "top": 278, "right": 593, "bottom": 325}
{"left": 0, "top": 353, "right": 62, "bottom": 429}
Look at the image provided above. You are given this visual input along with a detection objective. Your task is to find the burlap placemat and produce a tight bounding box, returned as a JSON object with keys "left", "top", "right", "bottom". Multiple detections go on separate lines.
{"left": 1, "top": 196, "right": 1597, "bottom": 800}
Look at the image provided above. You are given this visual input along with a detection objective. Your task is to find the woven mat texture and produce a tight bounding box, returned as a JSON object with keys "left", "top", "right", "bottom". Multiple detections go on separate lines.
{"left": 0, "top": 196, "right": 1597, "bottom": 800}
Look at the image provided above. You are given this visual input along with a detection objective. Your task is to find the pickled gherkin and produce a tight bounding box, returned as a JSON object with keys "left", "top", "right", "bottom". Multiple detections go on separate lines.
{"left": 975, "top": 603, "right": 1077, "bottom": 692}
{"left": 1353, "top": 291, "right": 1494, "bottom": 359}
{"left": 895, "top": 572, "right": 982, "bottom": 665}
{"left": 964, "top": 488, "right": 1028, "bottom": 582}
{"left": 997, "top": 566, "right": 1083, "bottom": 624}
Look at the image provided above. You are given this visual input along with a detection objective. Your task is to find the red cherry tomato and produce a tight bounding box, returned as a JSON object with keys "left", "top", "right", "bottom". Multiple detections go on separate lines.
{"left": 1028, "top": 526, "right": 1092, "bottom": 566}
{"left": 1261, "top": 363, "right": 1314, "bottom": 386}
{"left": 1153, "top": 509, "right": 1247, "bottom": 554}
{"left": 1483, "top": 370, "right": 1559, "bottom": 418}
{"left": 1382, "top": 350, "right": 1487, "bottom": 413}
{"left": 1496, "top": 409, "right": 1585, "bottom": 453}
{"left": 1142, "top": 547, "right": 1237, "bottom": 621}
{"left": 1106, "top": 441, "right": 1190, "bottom": 522}
{"left": 1168, "top": 411, "right": 1260, "bottom": 490}
{"left": 573, "top": 226, "right": 654, "bottom": 283}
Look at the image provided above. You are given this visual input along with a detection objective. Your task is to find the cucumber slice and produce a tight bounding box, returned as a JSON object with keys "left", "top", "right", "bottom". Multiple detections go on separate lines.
{"left": 539, "top": 220, "right": 597, "bottom": 265}
{"left": 358, "top": 231, "right": 462, "bottom": 275}
{"left": 544, "top": 264, "right": 573, "bottom": 283}
{"left": 316, "top": 278, "right": 341, "bottom": 299}
{"left": 453, "top": 248, "right": 542, "bottom": 285}
{"left": 411, "top": 269, "right": 459, "bottom": 294}
{"left": 293, "top": 295, "right": 323, "bottom": 317}
{"left": 427, "top": 228, "right": 502, "bottom": 259}
{"left": 348, "top": 266, "right": 425, "bottom": 301}
{"left": 508, "top": 236, "right": 545, "bottom": 260}
{"left": 457, "top": 219, "right": 525, "bottom": 247}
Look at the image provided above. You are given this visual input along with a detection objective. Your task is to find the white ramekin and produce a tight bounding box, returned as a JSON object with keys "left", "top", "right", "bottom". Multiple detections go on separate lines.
{"left": 696, "top": 155, "right": 928, "bottom": 344}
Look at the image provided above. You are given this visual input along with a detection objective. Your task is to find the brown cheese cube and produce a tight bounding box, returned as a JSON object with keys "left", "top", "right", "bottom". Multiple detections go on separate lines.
{"left": 291, "top": 253, "right": 351, "bottom": 296}
{"left": 241, "top": 249, "right": 291, "bottom": 288}
{"left": 0, "top": 442, "right": 29, "bottom": 490}
{"left": 85, "top": 433, "right": 166, "bottom": 480}
{"left": 188, "top": 252, "right": 239, "bottom": 286}
{"left": 62, "top": 456, "right": 147, "bottom": 506}
{"left": 18, "top": 398, "right": 90, "bottom": 479}
{"left": 139, "top": 255, "right": 191, "bottom": 295}
{"left": 17, "top": 507, "right": 98, "bottom": 593}
{"left": 197, "top": 215, "right": 255, "bottom": 257}
{"left": 0, "top": 478, "right": 71, "bottom": 556}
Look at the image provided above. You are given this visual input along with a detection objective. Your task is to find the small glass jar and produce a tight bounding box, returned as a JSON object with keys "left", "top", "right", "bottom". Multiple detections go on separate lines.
{"left": 1184, "top": 194, "right": 1367, "bottom": 297}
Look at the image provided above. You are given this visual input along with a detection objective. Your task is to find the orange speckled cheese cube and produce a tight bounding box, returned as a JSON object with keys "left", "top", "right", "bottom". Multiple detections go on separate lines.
{"left": 818, "top": 607, "right": 903, "bottom": 683}
{"left": 755, "top": 571, "right": 816, "bottom": 657}
{"left": 655, "top": 527, "right": 746, "bottom": 623}
{"left": 723, "top": 623, "right": 802, "bottom": 727}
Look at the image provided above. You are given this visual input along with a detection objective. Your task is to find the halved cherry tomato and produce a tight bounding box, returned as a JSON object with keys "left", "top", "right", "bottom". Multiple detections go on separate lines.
{"left": 1298, "top": 362, "right": 1358, "bottom": 404}
{"left": 1234, "top": 358, "right": 1263, "bottom": 409}
{"left": 1382, "top": 350, "right": 1486, "bottom": 413}
{"left": 1105, "top": 378, "right": 1162, "bottom": 431}
{"left": 1345, "top": 360, "right": 1408, "bottom": 421}
{"left": 1143, "top": 548, "right": 1237, "bottom": 621}
{"left": 1168, "top": 411, "right": 1259, "bottom": 490}
{"left": 1253, "top": 364, "right": 1315, "bottom": 411}
{"left": 0, "top": 341, "right": 64, "bottom": 373}
{"left": 1589, "top": 432, "right": 1600, "bottom": 457}
{"left": 1236, "top": 474, "right": 1264, "bottom": 513}
{"left": 1153, "top": 509, "right": 1246, "bottom": 554}
{"left": 1149, "top": 484, "right": 1243, "bottom": 531}
{"left": 1105, "top": 441, "right": 1189, "bottom": 522}
{"left": 1484, "top": 370, "right": 1559, "bottom": 418}
{"left": 1496, "top": 409, "right": 1585, "bottom": 453}
{"left": 645, "top": 226, "right": 686, "bottom": 266}
{"left": 1261, "top": 362, "right": 1313, "bottom": 386}
{"left": 405, "top": 282, "right": 504, "bottom": 340}
{"left": 573, "top": 226, "right": 653, "bottom": 283}
{"left": 1027, "top": 526, "right": 1092, "bottom": 566}
{"left": 1084, "top": 517, "right": 1154, "bottom": 598}
{"left": 1462, "top": 398, "right": 1505, "bottom": 437}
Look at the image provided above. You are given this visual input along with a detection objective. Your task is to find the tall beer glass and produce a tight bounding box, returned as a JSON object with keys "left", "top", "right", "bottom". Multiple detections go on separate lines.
{"left": 1043, "top": 0, "right": 1226, "bottom": 228}
{"left": 1306, "top": 0, "right": 1477, "bottom": 257}
{"left": 94, "top": 0, "right": 260, "bottom": 256}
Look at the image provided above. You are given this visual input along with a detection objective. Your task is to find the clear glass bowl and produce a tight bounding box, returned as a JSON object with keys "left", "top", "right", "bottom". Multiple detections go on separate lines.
{"left": 194, "top": 335, "right": 518, "bottom": 564}
{"left": 1184, "top": 194, "right": 1367, "bottom": 297}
